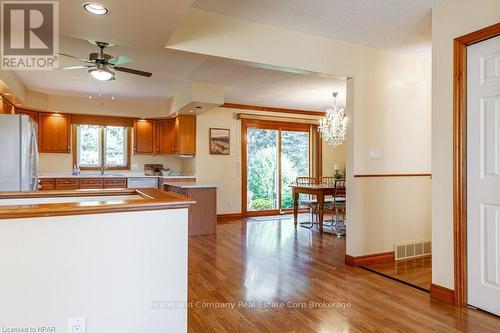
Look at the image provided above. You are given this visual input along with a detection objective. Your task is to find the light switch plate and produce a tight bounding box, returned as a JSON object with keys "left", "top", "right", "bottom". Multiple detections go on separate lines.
{"left": 368, "top": 148, "right": 381, "bottom": 160}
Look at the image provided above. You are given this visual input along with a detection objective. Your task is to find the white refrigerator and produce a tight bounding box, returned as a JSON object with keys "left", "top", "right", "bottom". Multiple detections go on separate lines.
{"left": 0, "top": 114, "right": 39, "bottom": 191}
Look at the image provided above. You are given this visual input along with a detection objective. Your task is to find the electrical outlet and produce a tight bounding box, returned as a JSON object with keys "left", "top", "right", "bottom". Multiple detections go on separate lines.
{"left": 68, "top": 317, "right": 86, "bottom": 333}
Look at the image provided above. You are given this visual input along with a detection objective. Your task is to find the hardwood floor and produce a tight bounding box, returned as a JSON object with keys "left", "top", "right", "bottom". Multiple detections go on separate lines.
{"left": 362, "top": 256, "right": 432, "bottom": 291}
{"left": 188, "top": 214, "right": 500, "bottom": 332}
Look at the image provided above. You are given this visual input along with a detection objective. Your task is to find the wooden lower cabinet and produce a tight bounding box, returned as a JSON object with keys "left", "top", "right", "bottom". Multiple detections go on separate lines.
{"left": 103, "top": 178, "right": 127, "bottom": 188}
{"left": 164, "top": 184, "right": 216, "bottom": 236}
{"left": 55, "top": 178, "right": 79, "bottom": 190}
{"left": 39, "top": 177, "right": 127, "bottom": 190}
{"left": 39, "top": 178, "right": 55, "bottom": 190}
{"left": 79, "top": 178, "right": 104, "bottom": 189}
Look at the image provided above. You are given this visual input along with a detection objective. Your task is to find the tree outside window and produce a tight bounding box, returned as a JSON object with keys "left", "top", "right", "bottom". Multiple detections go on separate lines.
{"left": 76, "top": 125, "right": 129, "bottom": 169}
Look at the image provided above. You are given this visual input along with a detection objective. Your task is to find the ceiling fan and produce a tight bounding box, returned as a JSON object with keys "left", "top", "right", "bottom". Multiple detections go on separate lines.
{"left": 58, "top": 41, "right": 152, "bottom": 81}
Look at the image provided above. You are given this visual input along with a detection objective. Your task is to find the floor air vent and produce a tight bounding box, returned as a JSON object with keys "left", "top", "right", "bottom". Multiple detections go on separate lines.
{"left": 394, "top": 239, "right": 431, "bottom": 261}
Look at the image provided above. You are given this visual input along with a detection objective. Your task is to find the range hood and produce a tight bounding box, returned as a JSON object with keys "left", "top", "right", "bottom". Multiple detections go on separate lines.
{"left": 176, "top": 154, "right": 194, "bottom": 159}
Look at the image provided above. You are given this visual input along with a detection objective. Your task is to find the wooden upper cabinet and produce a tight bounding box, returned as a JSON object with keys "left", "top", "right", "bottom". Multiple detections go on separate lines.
{"left": 133, "top": 119, "right": 155, "bottom": 154}
{"left": 156, "top": 119, "right": 176, "bottom": 154}
{"left": 15, "top": 108, "right": 38, "bottom": 123}
{"left": 175, "top": 115, "right": 196, "bottom": 155}
{"left": 39, "top": 113, "right": 71, "bottom": 153}
{"left": 133, "top": 116, "right": 196, "bottom": 156}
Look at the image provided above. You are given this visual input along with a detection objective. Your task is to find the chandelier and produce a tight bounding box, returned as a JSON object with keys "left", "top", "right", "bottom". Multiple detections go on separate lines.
{"left": 318, "top": 92, "right": 347, "bottom": 147}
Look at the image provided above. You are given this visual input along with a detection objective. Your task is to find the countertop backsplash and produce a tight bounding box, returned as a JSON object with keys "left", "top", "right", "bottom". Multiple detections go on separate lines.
{"left": 38, "top": 153, "right": 186, "bottom": 175}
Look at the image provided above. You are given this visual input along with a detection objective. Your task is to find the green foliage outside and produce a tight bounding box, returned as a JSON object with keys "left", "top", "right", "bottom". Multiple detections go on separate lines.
{"left": 78, "top": 125, "right": 126, "bottom": 167}
{"left": 105, "top": 126, "right": 126, "bottom": 166}
{"left": 247, "top": 129, "right": 309, "bottom": 210}
{"left": 79, "top": 125, "right": 100, "bottom": 166}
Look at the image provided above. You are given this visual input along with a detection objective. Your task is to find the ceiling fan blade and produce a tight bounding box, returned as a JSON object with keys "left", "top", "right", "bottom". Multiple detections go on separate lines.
{"left": 114, "top": 66, "right": 152, "bottom": 77}
{"left": 61, "top": 65, "right": 94, "bottom": 70}
{"left": 108, "top": 55, "right": 132, "bottom": 66}
{"left": 58, "top": 52, "right": 94, "bottom": 64}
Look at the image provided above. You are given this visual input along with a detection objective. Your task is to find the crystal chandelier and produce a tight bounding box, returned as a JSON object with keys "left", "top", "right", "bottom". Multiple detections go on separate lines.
{"left": 318, "top": 92, "right": 347, "bottom": 147}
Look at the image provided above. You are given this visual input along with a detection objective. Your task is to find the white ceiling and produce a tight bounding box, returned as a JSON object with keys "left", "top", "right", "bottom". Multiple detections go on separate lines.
{"left": 16, "top": 37, "right": 345, "bottom": 110}
{"left": 193, "top": 0, "right": 442, "bottom": 54}
{"left": 60, "top": 0, "right": 195, "bottom": 49}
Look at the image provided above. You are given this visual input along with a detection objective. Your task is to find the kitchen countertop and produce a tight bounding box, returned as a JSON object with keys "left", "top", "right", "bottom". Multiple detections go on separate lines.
{"left": 0, "top": 188, "right": 195, "bottom": 219}
{"left": 164, "top": 182, "right": 218, "bottom": 189}
{"left": 38, "top": 173, "right": 196, "bottom": 179}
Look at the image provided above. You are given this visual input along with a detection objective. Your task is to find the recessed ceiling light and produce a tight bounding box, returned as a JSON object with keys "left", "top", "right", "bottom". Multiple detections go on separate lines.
{"left": 4, "top": 92, "right": 11, "bottom": 96}
{"left": 89, "top": 95, "right": 92, "bottom": 100}
{"left": 83, "top": 2, "right": 109, "bottom": 15}
{"left": 189, "top": 110, "right": 194, "bottom": 113}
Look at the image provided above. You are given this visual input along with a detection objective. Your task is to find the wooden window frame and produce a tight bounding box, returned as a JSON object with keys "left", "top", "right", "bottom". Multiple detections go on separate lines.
{"left": 241, "top": 118, "right": 313, "bottom": 216}
{"left": 72, "top": 125, "right": 131, "bottom": 171}
{"left": 453, "top": 23, "right": 500, "bottom": 307}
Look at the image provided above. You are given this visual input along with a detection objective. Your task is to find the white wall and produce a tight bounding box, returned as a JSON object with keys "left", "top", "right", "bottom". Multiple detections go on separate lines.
{"left": 27, "top": 90, "right": 172, "bottom": 118}
{"left": 0, "top": 209, "right": 188, "bottom": 333}
{"left": 323, "top": 142, "right": 346, "bottom": 178}
{"left": 192, "top": 107, "right": 242, "bottom": 214}
{"left": 432, "top": 0, "right": 500, "bottom": 289}
{"left": 166, "top": 9, "right": 432, "bottom": 256}
{"left": 191, "top": 106, "right": 346, "bottom": 214}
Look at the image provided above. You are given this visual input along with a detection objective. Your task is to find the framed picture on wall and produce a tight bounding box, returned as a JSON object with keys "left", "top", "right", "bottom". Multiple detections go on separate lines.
{"left": 209, "top": 128, "right": 230, "bottom": 155}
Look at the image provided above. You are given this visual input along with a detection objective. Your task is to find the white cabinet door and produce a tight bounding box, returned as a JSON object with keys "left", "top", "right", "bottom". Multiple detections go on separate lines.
{"left": 467, "top": 35, "right": 500, "bottom": 315}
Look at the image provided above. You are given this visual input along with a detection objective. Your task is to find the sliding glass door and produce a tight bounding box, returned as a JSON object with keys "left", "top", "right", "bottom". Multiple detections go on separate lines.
{"left": 280, "top": 131, "right": 310, "bottom": 209}
{"left": 246, "top": 128, "right": 279, "bottom": 211}
{"left": 243, "top": 120, "right": 310, "bottom": 215}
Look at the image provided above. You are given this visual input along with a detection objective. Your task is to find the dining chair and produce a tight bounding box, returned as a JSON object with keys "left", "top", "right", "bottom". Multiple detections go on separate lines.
{"left": 320, "top": 177, "right": 336, "bottom": 204}
{"left": 296, "top": 177, "right": 318, "bottom": 228}
{"left": 323, "top": 179, "right": 347, "bottom": 236}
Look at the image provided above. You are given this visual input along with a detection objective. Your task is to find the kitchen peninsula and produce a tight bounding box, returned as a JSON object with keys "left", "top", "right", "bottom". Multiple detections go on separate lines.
{"left": 0, "top": 188, "right": 194, "bottom": 332}
{"left": 164, "top": 182, "right": 218, "bottom": 236}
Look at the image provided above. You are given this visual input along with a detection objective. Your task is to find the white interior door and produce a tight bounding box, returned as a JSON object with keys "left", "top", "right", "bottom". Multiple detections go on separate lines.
{"left": 467, "top": 35, "right": 500, "bottom": 315}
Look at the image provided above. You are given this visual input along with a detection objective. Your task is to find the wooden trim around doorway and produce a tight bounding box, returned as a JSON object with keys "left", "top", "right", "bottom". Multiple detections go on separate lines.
{"left": 222, "top": 103, "right": 325, "bottom": 117}
{"left": 241, "top": 119, "right": 311, "bottom": 215}
{"left": 453, "top": 22, "right": 500, "bottom": 307}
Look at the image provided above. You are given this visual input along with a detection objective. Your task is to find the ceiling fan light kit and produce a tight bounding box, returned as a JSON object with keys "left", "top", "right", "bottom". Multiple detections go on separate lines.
{"left": 89, "top": 66, "right": 114, "bottom": 81}
{"left": 59, "top": 40, "right": 152, "bottom": 82}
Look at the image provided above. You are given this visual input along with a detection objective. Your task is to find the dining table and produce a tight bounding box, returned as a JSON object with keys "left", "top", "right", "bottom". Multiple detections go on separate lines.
{"left": 290, "top": 184, "right": 336, "bottom": 232}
